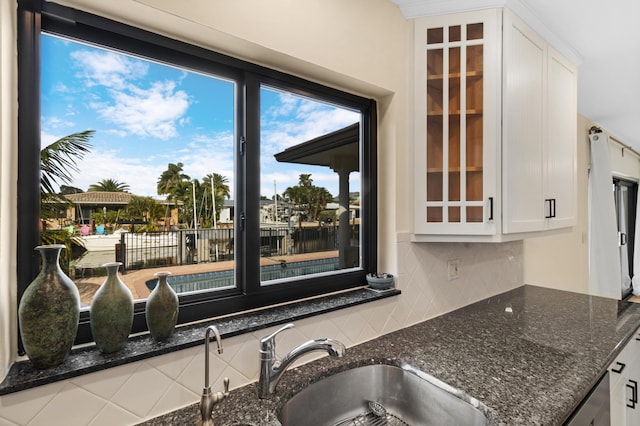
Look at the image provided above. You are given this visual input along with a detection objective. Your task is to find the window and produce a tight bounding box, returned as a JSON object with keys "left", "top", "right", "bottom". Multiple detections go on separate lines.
{"left": 18, "top": 1, "right": 377, "bottom": 347}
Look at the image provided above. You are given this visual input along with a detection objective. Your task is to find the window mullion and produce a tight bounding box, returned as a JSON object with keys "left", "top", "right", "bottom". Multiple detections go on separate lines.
{"left": 242, "top": 72, "right": 262, "bottom": 294}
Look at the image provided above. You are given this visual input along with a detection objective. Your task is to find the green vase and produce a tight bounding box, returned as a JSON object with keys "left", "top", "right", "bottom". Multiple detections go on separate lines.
{"left": 90, "top": 262, "right": 133, "bottom": 353}
{"left": 18, "top": 244, "right": 80, "bottom": 369}
{"left": 145, "top": 271, "right": 179, "bottom": 341}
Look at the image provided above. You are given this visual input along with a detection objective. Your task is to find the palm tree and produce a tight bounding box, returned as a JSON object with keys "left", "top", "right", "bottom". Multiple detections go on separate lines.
{"left": 202, "top": 173, "right": 231, "bottom": 224}
{"left": 157, "top": 163, "right": 190, "bottom": 225}
{"left": 126, "top": 196, "right": 164, "bottom": 225}
{"left": 298, "top": 173, "right": 313, "bottom": 188}
{"left": 284, "top": 177, "right": 311, "bottom": 229}
{"left": 157, "top": 162, "right": 190, "bottom": 196}
{"left": 88, "top": 178, "right": 130, "bottom": 192}
{"left": 283, "top": 174, "right": 332, "bottom": 226}
{"left": 169, "top": 180, "right": 193, "bottom": 225}
{"left": 309, "top": 186, "right": 333, "bottom": 223}
{"left": 40, "top": 130, "right": 94, "bottom": 219}
{"left": 40, "top": 130, "right": 94, "bottom": 266}
{"left": 40, "top": 130, "right": 94, "bottom": 197}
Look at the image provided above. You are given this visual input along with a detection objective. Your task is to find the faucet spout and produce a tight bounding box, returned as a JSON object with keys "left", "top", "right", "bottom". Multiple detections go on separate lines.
{"left": 204, "top": 325, "right": 223, "bottom": 389}
{"left": 258, "top": 323, "right": 346, "bottom": 399}
{"left": 199, "top": 325, "right": 230, "bottom": 426}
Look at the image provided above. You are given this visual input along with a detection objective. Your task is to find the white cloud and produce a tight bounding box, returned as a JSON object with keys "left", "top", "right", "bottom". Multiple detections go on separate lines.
{"left": 261, "top": 94, "right": 360, "bottom": 156}
{"left": 178, "top": 131, "right": 235, "bottom": 176}
{"left": 71, "top": 50, "right": 148, "bottom": 90}
{"left": 42, "top": 116, "right": 75, "bottom": 131}
{"left": 71, "top": 48, "right": 190, "bottom": 140}
{"left": 68, "top": 149, "right": 162, "bottom": 196}
{"left": 94, "top": 80, "right": 190, "bottom": 140}
{"left": 40, "top": 131, "right": 61, "bottom": 149}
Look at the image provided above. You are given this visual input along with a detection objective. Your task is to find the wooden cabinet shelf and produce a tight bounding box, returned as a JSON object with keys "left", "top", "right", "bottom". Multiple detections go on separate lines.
{"left": 426, "top": 71, "right": 483, "bottom": 81}
{"left": 426, "top": 110, "right": 483, "bottom": 116}
{"left": 427, "top": 166, "right": 483, "bottom": 173}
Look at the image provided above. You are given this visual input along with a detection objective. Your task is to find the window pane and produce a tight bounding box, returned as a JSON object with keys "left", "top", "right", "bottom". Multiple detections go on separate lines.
{"left": 260, "top": 86, "right": 361, "bottom": 283}
{"left": 40, "top": 33, "right": 236, "bottom": 307}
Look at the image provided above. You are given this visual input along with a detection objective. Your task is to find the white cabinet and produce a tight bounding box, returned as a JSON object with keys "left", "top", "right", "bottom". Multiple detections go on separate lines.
{"left": 413, "top": 8, "right": 501, "bottom": 238}
{"left": 610, "top": 332, "right": 640, "bottom": 425}
{"left": 502, "top": 10, "right": 578, "bottom": 233}
{"left": 501, "top": 10, "right": 546, "bottom": 234}
{"left": 413, "top": 8, "right": 577, "bottom": 241}
{"left": 544, "top": 46, "right": 578, "bottom": 230}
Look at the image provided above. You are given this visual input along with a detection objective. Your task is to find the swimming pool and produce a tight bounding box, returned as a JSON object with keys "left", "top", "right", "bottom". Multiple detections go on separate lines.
{"left": 145, "top": 257, "right": 340, "bottom": 293}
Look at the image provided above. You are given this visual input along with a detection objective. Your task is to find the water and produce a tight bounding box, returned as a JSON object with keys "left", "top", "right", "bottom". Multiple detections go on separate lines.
{"left": 145, "top": 257, "right": 340, "bottom": 293}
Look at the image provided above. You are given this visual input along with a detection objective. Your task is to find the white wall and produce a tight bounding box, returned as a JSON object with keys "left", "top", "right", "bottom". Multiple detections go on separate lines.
{"left": 0, "top": 1, "right": 523, "bottom": 424}
{"left": 523, "top": 115, "right": 590, "bottom": 293}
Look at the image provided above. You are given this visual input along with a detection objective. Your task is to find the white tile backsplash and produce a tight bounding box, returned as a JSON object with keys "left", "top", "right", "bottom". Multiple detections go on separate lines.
{"left": 28, "top": 383, "right": 106, "bottom": 426}
{"left": 0, "top": 237, "right": 522, "bottom": 425}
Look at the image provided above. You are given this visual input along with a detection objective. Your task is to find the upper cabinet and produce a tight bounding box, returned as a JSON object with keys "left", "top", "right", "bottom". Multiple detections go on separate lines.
{"left": 413, "top": 8, "right": 577, "bottom": 242}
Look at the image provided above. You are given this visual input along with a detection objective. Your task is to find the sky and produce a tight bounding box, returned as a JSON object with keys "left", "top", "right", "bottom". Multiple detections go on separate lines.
{"left": 40, "top": 33, "right": 361, "bottom": 200}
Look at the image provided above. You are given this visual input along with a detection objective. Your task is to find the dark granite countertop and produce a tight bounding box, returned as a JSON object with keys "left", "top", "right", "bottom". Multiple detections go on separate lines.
{"left": 1, "top": 287, "right": 399, "bottom": 395}
{"left": 139, "top": 285, "right": 640, "bottom": 426}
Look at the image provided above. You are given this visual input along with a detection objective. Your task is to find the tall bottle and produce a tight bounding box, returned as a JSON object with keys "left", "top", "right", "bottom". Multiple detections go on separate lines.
{"left": 18, "top": 245, "right": 80, "bottom": 369}
{"left": 90, "top": 262, "right": 133, "bottom": 353}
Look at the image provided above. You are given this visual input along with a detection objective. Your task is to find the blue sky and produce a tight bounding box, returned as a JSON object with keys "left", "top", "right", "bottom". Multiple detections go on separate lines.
{"left": 40, "top": 33, "right": 360, "bottom": 199}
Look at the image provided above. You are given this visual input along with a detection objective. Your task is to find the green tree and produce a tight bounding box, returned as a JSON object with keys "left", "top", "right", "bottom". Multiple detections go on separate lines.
{"left": 126, "top": 196, "right": 164, "bottom": 226}
{"left": 40, "top": 130, "right": 94, "bottom": 219}
{"left": 169, "top": 180, "right": 194, "bottom": 225}
{"left": 39, "top": 130, "right": 94, "bottom": 264}
{"left": 202, "top": 173, "right": 230, "bottom": 224}
{"left": 309, "top": 186, "right": 333, "bottom": 223}
{"left": 284, "top": 174, "right": 312, "bottom": 228}
{"left": 283, "top": 174, "right": 332, "bottom": 226}
{"left": 157, "top": 163, "right": 191, "bottom": 225}
{"left": 88, "top": 178, "right": 130, "bottom": 192}
{"left": 157, "top": 162, "right": 190, "bottom": 196}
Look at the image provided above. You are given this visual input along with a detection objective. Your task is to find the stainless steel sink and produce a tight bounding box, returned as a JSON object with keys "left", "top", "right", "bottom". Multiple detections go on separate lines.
{"left": 278, "top": 364, "right": 494, "bottom": 426}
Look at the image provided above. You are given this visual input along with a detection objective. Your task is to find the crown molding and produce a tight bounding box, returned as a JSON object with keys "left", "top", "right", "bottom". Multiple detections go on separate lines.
{"left": 390, "top": 0, "right": 582, "bottom": 65}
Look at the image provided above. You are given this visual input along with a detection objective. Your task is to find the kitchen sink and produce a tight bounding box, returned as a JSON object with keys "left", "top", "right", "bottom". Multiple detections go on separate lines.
{"left": 278, "top": 364, "right": 494, "bottom": 426}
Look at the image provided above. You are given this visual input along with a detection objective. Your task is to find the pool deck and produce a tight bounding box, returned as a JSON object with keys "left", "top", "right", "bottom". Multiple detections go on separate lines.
{"left": 74, "top": 250, "right": 339, "bottom": 304}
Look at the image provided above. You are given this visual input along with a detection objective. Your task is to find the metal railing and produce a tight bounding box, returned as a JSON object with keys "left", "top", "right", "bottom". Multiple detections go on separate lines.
{"left": 113, "top": 224, "right": 358, "bottom": 272}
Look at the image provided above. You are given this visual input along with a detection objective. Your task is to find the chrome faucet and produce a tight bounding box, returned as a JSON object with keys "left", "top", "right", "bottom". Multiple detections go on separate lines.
{"left": 258, "top": 323, "right": 346, "bottom": 398}
{"left": 199, "top": 325, "right": 230, "bottom": 426}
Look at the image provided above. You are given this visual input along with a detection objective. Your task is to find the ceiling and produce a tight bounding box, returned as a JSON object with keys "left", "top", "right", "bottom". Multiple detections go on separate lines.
{"left": 391, "top": 0, "right": 640, "bottom": 150}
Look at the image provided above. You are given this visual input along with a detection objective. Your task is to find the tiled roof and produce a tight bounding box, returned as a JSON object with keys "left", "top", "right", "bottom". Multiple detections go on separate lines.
{"left": 64, "top": 192, "right": 133, "bottom": 205}
{"left": 64, "top": 192, "right": 177, "bottom": 206}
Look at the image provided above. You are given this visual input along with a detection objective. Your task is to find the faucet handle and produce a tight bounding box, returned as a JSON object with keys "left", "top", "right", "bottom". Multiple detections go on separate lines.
{"left": 210, "top": 377, "right": 230, "bottom": 406}
{"left": 260, "top": 323, "right": 294, "bottom": 353}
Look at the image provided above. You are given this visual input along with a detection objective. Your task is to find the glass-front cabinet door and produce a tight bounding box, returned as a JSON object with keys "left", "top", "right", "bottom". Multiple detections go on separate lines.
{"left": 414, "top": 9, "right": 500, "bottom": 237}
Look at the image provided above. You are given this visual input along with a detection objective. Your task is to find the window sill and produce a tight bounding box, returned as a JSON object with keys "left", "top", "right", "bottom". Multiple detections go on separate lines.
{"left": 0, "top": 286, "right": 399, "bottom": 395}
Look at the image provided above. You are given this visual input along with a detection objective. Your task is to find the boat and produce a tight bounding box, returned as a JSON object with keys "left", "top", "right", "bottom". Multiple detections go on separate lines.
{"left": 80, "top": 232, "right": 122, "bottom": 252}
{"left": 80, "top": 230, "right": 178, "bottom": 252}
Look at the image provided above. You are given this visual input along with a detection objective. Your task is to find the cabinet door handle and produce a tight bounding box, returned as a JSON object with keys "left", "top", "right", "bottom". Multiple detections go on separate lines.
{"left": 612, "top": 362, "right": 626, "bottom": 373}
{"left": 544, "top": 199, "right": 557, "bottom": 219}
{"left": 488, "top": 197, "right": 494, "bottom": 221}
{"left": 627, "top": 379, "right": 638, "bottom": 409}
{"left": 545, "top": 199, "right": 552, "bottom": 218}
